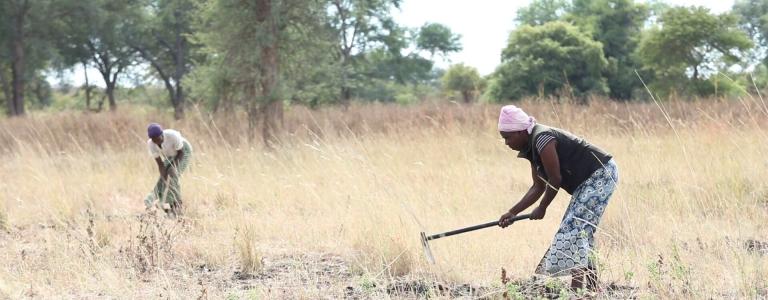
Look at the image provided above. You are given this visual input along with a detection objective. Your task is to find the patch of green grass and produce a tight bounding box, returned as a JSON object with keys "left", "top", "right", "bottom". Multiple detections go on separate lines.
{"left": 358, "top": 275, "right": 377, "bottom": 293}
{"left": 505, "top": 282, "right": 524, "bottom": 300}
{"left": 624, "top": 270, "right": 635, "bottom": 282}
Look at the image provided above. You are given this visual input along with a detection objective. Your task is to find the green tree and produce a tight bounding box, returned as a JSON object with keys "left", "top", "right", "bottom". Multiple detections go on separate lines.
{"left": 367, "top": 24, "right": 436, "bottom": 84}
{"left": 0, "top": 0, "right": 58, "bottom": 116}
{"left": 488, "top": 21, "right": 608, "bottom": 101}
{"left": 0, "top": 3, "right": 13, "bottom": 115}
{"left": 54, "top": 0, "right": 101, "bottom": 111}
{"left": 416, "top": 23, "right": 462, "bottom": 60}
{"left": 59, "top": 0, "right": 142, "bottom": 111}
{"left": 0, "top": 0, "right": 32, "bottom": 116}
{"left": 646, "top": 0, "right": 671, "bottom": 22}
{"left": 569, "top": 0, "right": 649, "bottom": 100}
{"left": 131, "top": 0, "right": 199, "bottom": 120}
{"left": 194, "top": 0, "right": 328, "bottom": 144}
{"left": 27, "top": 76, "right": 52, "bottom": 108}
{"left": 730, "top": 1, "right": 768, "bottom": 94}
{"left": 515, "top": 0, "right": 570, "bottom": 26}
{"left": 733, "top": 0, "right": 768, "bottom": 43}
{"left": 733, "top": 0, "right": 768, "bottom": 68}
{"left": 442, "top": 63, "right": 480, "bottom": 103}
{"left": 365, "top": 48, "right": 434, "bottom": 85}
{"left": 637, "top": 6, "right": 752, "bottom": 96}
{"left": 357, "top": 22, "right": 460, "bottom": 102}
{"left": 0, "top": 67, "right": 9, "bottom": 115}
{"left": 279, "top": 24, "right": 340, "bottom": 108}
{"left": 327, "top": 0, "right": 401, "bottom": 106}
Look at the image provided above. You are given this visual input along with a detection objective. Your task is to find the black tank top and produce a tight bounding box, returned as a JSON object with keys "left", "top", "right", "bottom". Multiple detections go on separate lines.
{"left": 517, "top": 124, "right": 613, "bottom": 194}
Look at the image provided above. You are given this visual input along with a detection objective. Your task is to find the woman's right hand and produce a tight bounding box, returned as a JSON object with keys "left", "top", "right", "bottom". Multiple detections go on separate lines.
{"left": 166, "top": 167, "right": 177, "bottom": 179}
{"left": 498, "top": 211, "right": 518, "bottom": 228}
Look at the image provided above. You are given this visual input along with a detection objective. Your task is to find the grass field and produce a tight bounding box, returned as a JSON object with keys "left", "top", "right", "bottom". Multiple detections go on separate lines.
{"left": 0, "top": 99, "right": 767, "bottom": 299}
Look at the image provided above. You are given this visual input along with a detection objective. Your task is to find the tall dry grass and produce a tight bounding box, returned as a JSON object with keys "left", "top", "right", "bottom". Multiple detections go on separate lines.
{"left": 0, "top": 98, "right": 767, "bottom": 298}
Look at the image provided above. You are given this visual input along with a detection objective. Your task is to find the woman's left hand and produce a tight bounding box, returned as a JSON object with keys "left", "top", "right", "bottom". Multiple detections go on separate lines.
{"left": 531, "top": 206, "right": 547, "bottom": 220}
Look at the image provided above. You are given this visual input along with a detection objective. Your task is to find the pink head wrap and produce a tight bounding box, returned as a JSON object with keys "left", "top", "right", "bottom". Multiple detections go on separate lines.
{"left": 498, "top": 105, "right": 536, "bottom": 133}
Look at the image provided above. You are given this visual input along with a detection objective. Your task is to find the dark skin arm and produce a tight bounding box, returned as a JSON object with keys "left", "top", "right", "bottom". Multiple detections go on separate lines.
{"left": 499, "top": 161, "right": 545, "bottom": 227}
{"left": 156, "top": 157, "right": 167, "bottom": 180}
{"left": 156, "top": 149, "right": 184, "bottom": 180}
{"left": 172, "top": 148, "right": 184, "bottom": 170}
{"left": 530, "top": 141, "right": 561, "bottom": 219}
{"left": 499, "top": 140, "right": 561, "bottom": 226}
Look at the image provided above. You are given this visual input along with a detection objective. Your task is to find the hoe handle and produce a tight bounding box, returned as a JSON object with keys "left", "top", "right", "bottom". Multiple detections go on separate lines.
{"left": 426, "top": 214, "right": 532, "bottom": 241}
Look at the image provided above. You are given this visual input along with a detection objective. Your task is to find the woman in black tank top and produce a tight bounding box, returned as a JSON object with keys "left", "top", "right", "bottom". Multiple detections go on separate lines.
{"left": 496, "top": 105, "right": 619, "bottom": 293}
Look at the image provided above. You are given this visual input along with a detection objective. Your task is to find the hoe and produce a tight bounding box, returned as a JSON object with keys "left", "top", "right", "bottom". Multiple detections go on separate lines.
{"left": 420, "top": 214, "right": 532, "bottom": 264}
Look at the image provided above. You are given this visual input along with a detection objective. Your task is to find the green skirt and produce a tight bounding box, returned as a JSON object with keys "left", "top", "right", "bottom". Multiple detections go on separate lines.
{"left": 144, "top": 141, "right": 192, "bottom": 208}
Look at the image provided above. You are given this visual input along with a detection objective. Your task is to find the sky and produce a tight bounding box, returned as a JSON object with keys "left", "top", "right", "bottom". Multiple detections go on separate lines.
{"left": 393, "top": 0, "right": 735, "bottom": 75}
{"left": 52, "top": 0, "right": 736, "bottom": 87}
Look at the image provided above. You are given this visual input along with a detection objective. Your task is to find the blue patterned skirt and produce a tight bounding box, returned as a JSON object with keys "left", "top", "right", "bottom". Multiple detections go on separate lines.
{"left": 535, "top": 159, "right": 619, "bottom": 276}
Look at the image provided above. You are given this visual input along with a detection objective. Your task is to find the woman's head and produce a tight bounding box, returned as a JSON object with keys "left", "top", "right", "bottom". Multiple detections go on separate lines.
{"left": 148, "top": 123, "right": 164, "bottom": 145}
{"left": 498, "top": 105, "right": 535, "bottom": 151}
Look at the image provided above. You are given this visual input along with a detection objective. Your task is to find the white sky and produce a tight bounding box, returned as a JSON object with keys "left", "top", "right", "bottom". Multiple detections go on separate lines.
{"left": 393, "top": 0, "right": 735, "bottom": 75}
{"left": 51, "top": 0, "right": 735, "bottom": 87}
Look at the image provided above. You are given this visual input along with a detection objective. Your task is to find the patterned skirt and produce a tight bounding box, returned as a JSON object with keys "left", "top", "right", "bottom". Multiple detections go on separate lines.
{"left": 535, "top": 159, "right": 619, "bottom": 276}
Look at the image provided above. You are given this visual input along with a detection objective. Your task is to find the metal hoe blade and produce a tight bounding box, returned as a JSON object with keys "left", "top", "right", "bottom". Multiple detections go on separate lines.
{"left": 420, "top": 231, "right": 435, "bottom": 264}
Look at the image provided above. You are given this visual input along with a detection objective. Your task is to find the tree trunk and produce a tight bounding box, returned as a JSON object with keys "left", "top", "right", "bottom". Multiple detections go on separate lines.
{"left": 246, "top": 82, "right": 259, "bottom": 142}
{"left": 94, "top": 49, "right": 119, "bottom": 112}
{"left": 9, "top": 5, "right": 27, "bottom": 116}
{"left": 692, "top": 65, "right": 699, "bottom": 81}
{"left": 339, "top": 54, "right": 351, "bottom": 109}
{"left": 82, "top": 61, "right": 92, "bottom": 111}
{"left": 260, "top": 100, "right": 282, "bottom": 148}
{"left": 173, "top": 10, "right": 186, "bottom": 121}
{"left": 214, "top": 87, "right": 233, "bottom": 115}
{"left": 106, "top": 82, "right": 116, "bottom": 111}
{"left": 461, "top": 90, "right": 472, "bottom": 103}
{"left": 96, "top": 95, "right": 105, "bottom": 111}
{"left": 340, "top": 86, "right": 352, "bottom": 109}
{"left": 10, "top": 44, "right": 24, "bottom": 116}
{"left": 255, "top": 0, "right": 281, "bottom": 147}
{"left": 173, "top": 88, "right": 184, "bottom": 120}
{"left": 0, "top": 67, "right": 12, "bottom": 115}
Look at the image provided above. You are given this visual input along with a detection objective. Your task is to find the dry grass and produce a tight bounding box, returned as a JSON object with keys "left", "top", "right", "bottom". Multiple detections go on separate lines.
{"left": 0, "top": 98, "right": 767, "bottom": 298}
